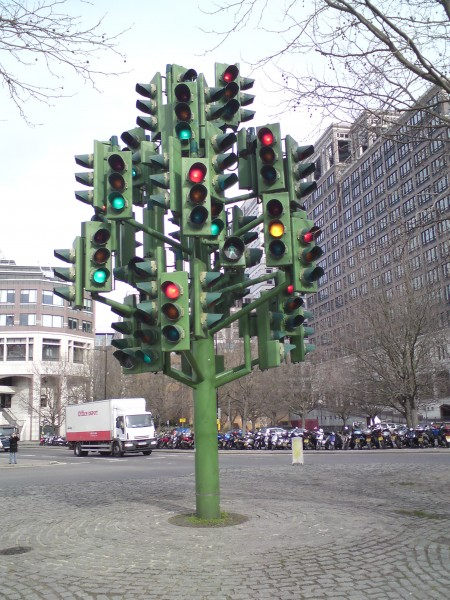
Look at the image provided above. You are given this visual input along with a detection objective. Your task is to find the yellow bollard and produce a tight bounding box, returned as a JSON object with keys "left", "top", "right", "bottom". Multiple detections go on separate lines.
{"left": 292, "top": 436, "right": 304, "bottom": 465}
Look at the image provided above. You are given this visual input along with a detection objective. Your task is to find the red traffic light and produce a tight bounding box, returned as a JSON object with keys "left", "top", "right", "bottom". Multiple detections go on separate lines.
{"left": 221, "top": 65, "right": 239, "bottom": 83}
{"left": 258, "top": 128, "right": 275, "bottom": 147}
{"left": 188, "top": 163, "right": 207, "bottom": 184}
{"left": 300, "top": 226, "right": 322, "bottom": 245}
{"left": 161, "top": 280, "right": 181, "bottom": 300}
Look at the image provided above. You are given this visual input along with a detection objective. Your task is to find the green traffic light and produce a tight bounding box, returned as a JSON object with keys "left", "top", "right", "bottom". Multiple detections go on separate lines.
{"left": 211, "top": 222, "right": 220, "bottom": 236}
{"left": 92, "top": 268, "right": 108, "bottom": 284}
{"left": 109, "top": 192, "right": 126, "bottom": 211}
{"left": 175, "top": 122, "right": 192, "bottom": 141}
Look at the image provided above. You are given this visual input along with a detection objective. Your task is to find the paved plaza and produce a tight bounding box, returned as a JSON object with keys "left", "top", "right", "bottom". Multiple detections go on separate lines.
{"left": 0, "top": 453, "right": 449, "bottom": 599}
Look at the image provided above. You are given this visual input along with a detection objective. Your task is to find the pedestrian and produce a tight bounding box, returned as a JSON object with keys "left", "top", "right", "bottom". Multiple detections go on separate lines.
{"left": 9, "top": 430, "right": 20, "bottom": 465}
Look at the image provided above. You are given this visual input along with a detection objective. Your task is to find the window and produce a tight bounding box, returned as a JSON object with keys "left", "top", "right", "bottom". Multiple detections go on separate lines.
{"left": 399, "top": 159, "right": 412, "bottom": 178}
{"left": 73, "top": 343, "right": 84, "bottom": 364}
{"left": 431, "top": 155, "right": 446, "bottom": 175}
{"left": 398, "top": 142, "right": 410, "bottom": 159}
{"left": 355, "top": 217, "right": 363, "bottom": 231}
{"left": 68, "top": 318, "right": 78, "bottom": 330}
{"left": 19, "top": 314, "right": 36, "bottom": 326}
{"left": 82, "top": 321, "right": 92, "bottom": 333}
{"left": 421, "top": 226, "right": 436, "bottom": 245}
{"left": 378, "top": 216, "right": 388, "bottom": 232}
{"left": 42, "top": 339, "right": 60, "bottom": 361}
{"left": 410, "top": 256, "right": 421, "bottom": 271}
{"left": 434, "top": 175, "right": 449, "bottom": 194}
{"left": 401, "top": 178, "right": 414, "bottom": 196}
{"left": 414, "top": 147, "right": 428, "bottom": 166}
{"left": 84, "top": 299, "right": 93, "bottom": 312}
{"left": 376, "top": 198, "right": 386, "bottom": 215}
{"left": 353, "top": 200, "right": 362, "bottom": 215}
{"left": 417, "top": 188, "right": 432, "bottom": 206}
{"left": 390, "top": 207, "right": 401, "bottom": 223}
{"left": 424, "top": 247, "right": 438, "bottom": 263}
{"left": 403, "top": 197, "right": 416, "bottom": 215}
{"left": 6, "top": 338, "right": 26, "bottom": 361}
{"left": 363, "top": 191, "right": 373, "bottom": 206}
{"left": 344, "top": 208, "right": 352, "bottom": 222}
{"left": 374, "top": 182, "right": 385, "bottom": 198}
{"left": 386, "top": 171, "right": 398, "bottom": 188}
{"left": 365, "top": 208, "right": 375, "bottom": 223}
{"left": 430, "top": 138, "right": 444, "bottom": 154}
{"left": 416, "top": 166, "right": 430, "bottom": 187}
{"left": 388, "top": 192, "right": 400, "bottom": 206}
{"left": 42, "top": 315, "right": 64, "bottom": 328}
{"left": 20, "top": 290, "right": 37, "bottom": 304}
{"left": 42, "top": 290, "right": 64, "bottom": 306}
{"left": 0, "top": 290, "right": 15, "bottom": 303}
{"left": 0, "top": 315, "right": 14, "bottom": 326}
{"left": 366, "top": 225, "right": 376, "bottom": 239}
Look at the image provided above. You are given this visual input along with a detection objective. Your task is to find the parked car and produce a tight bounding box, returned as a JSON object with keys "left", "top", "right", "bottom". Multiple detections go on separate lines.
{"left": 0, "top": 435, "right": 10, "bottom": 452}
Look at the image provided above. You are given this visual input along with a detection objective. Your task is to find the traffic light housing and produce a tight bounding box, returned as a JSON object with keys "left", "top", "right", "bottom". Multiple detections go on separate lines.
{"left": 82, "top": 220, "right": 113, "bottom": 293}
{"left": 106, "top": 151, "right": 133, "bottom": 220}
{"left": 255, "top": 123, "right": 285, "bottom": 193}
{"left": 53, "top": 236, "right": 85, "bottom": 309}
{"left": 181, "top": 158, "right": 211, "bottom": 236}
{"left": 208, "top": 63, "right": 255, "bottom": 129}
{"left": 285, "top": 135, "right": 317, "bottom": 204}
{"left": 135, "top": 72, "right": 164, "bottom": 142}
{"left": 291, "top": 214, "right": 325, "bottom": 293}
{"left": 262, "top": 191, "right": 292, "bottom": 267}
{"left": 168, "top": 65, "right": 198, "bottom": 152}
{"left": 111, "top": 295, "right": 163, "bottom": 373}
{"left": 290, "top": 312, "right": 315, "bottom": 363}
{"left": 159, "top": 271, "right": 190, "bottom": 351}
{"left": 74, "top": 140, "right": 110, "bottom": 214}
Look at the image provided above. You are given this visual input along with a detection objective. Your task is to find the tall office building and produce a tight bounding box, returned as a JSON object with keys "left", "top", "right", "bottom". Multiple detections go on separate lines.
{"left": 0, "top": 260, "right": 95, "bottom": 440}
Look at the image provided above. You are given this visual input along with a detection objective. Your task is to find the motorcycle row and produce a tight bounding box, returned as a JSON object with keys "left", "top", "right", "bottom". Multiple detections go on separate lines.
{"left": 39, "top": 434, "right": 68, "bottom": 446}
{"left": 156, "top": 424, "right": 450, "bottom": 451}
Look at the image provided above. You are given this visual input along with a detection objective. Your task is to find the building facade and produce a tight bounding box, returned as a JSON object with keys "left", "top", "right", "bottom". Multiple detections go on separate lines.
{"left": 0, "top": 260, "right": 95, "bottom": 440}
{"left": 303, "top": 88, "right": 450, "bottom": 415}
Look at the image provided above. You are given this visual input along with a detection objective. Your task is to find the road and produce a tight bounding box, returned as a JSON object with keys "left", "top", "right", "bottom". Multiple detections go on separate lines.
{"left": 1, "top": 446, "right": 449, "bottom": 599}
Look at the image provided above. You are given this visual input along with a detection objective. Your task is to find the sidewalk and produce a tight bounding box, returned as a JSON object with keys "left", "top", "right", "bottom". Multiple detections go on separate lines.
{"left": 0, "top": 455, "right": 448, "bottom": 599}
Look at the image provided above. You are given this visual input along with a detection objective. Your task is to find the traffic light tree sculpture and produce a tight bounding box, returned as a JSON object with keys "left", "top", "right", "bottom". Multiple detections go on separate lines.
{"left": 54, "top": 63, "right": 324, "bottom": 521}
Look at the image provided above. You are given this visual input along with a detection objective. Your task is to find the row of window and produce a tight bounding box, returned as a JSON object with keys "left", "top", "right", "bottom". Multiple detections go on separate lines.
{"left": 0, "top": 338, "right": 89, "bottom": 363}
{"left": 0, "top": 289, "right": 93, "bottom": 312}
{"left": 0, "top": 314, "right": 92, "bottom": 332}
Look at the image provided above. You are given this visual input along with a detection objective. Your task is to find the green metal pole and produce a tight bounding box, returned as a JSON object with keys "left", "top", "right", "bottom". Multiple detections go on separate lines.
{"left": 192, "top": 334, "right": 220, "bottom": 519}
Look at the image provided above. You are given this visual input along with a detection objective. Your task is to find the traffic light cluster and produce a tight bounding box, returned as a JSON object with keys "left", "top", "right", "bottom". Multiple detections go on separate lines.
{"left": 54, "top": 62, "right": 325, "bottom": 377}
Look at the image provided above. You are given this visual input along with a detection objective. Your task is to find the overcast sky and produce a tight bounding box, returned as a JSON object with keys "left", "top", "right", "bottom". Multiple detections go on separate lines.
{"left": 0, "top": 0, "right": 321, "bottom": 329}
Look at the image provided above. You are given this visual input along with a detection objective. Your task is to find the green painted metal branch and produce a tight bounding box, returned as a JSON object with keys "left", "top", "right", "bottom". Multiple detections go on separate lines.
{"left": 164, "top": 355, "right": 197, "bottom": 388}
{"left": 214, "top": 271, "right": 275, "bottom": 294}
{"left": 215, "top": 313, "right": 253, "bottom": 387}
{"left": 223, "top": 192, "right": 258, "bottom": 205}
{"left": 90, "top": 293, "right": 134, "bottom": 318}
{"left": 126, "top": 218, "right": 192, "bottom": 255}
{"left": 209, "top": 275, "right": 287, "bottom": 336}
{"left": 232, "top": 213, "right": 264, "bottom": 238}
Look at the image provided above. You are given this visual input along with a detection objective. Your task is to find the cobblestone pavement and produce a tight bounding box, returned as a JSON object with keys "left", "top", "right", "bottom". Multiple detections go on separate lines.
{"left": 0, "top": 454, "right": 449, "bottom": 600}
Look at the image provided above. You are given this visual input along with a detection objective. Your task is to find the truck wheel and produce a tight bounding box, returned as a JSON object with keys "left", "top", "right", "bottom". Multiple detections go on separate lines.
{"left": 74, "top": 443, "right": 87, "bottom": 457}
{"left": 112, "top": 442, "right": 123, "bottom": 457}
{"left": 142, "top": 450, "right": 152, "bottom": 456}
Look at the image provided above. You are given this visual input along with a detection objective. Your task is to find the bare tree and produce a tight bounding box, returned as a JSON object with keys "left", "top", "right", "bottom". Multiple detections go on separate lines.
{"left": 338, "top": 238, "right": 444, "bottom": 428}
{"left": 284, "top": 362, "right": 318, "bottom": 428}
{"left": 0, "top": 0, "right": 129, "bottom": 123}
{"left": 315, "top": 357, "right": 358, "bottom": 426}
{"left": 203, "top": 0, "right": 450, "bottom": 129}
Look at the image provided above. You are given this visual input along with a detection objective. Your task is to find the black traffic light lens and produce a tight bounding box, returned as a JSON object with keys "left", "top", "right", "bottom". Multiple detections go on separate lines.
{"left": 190, "top": 205, "right": 209, "bottom": 225}
{"left": 162, "top": 324, "right": 182, "bottom": 344}
{"left": 267, "top": 199, "right": 283, "bottom": 217}
{"left": 175, "top": 102, "right": 192, "bottom": 122}
{"left": 223, "top": 82, "right": 239, "bottom": 99}
{"left": 174, "top": 83, "right": 191, "bottom": 103}
{"left": 162, "top": 303, "right": 181, "bottom": 321}
{"left": 284, "top": 297, "right": 304, "bottom": 313}
{"left": 259, "top": 146, "right": 276, "bottom": 164}
{"left": 189, "top": 184, "right": 208, "bottom": 204}
{"left": 269, "top": 239, "right": 286, "bottom": 258}
{"left": 285, "top": 314, "right": 305, "bottom": 330}
{"left": 108, "top": 173, "right": 126, "bottom": 191}
{"left": 108, "top": 154, "right": 126, "bottom": 172}
{"left": 92, "top": 248, "right": 110, "bottom": 265}
{"left": 92, "top": 228, "right": 111, "bottom": 246}
{"left": 260, "top": 165, "right": 277, "bottom": 184}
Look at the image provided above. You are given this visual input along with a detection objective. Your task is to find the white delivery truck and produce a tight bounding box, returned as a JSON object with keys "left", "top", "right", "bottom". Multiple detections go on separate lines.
{"left": 66, "top": 398, "right": 157, "bottom": 457}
